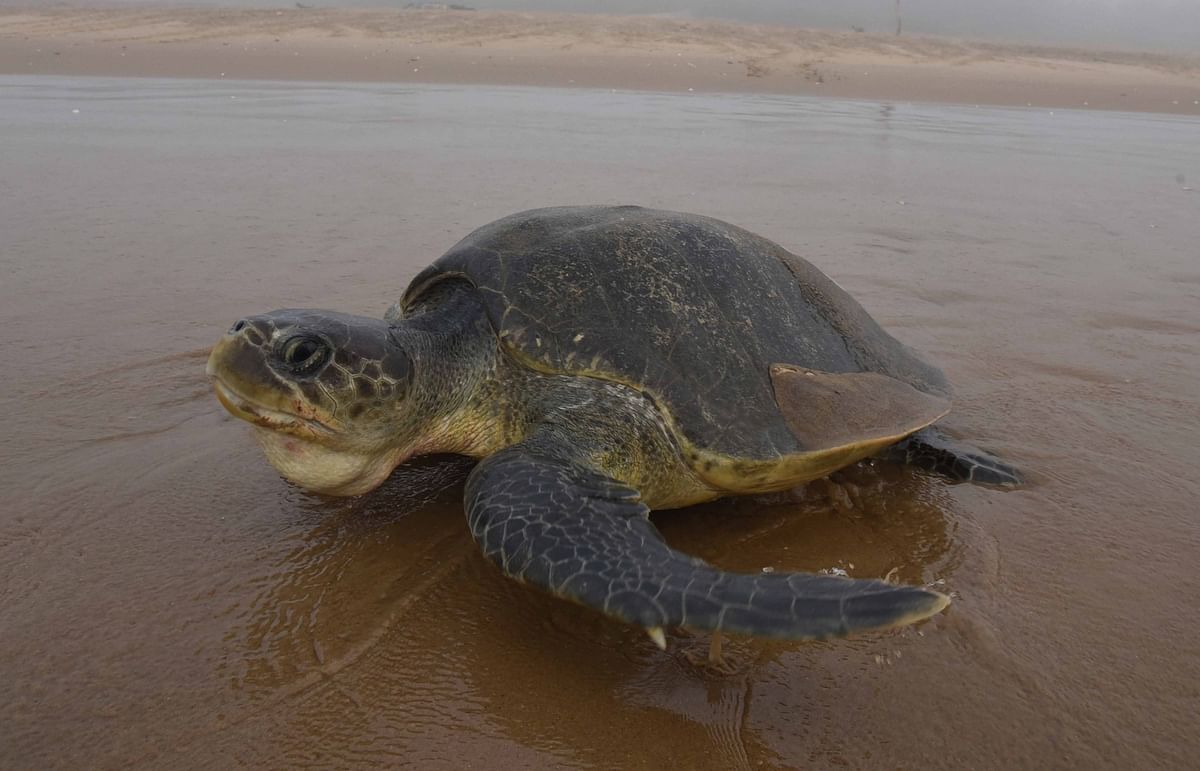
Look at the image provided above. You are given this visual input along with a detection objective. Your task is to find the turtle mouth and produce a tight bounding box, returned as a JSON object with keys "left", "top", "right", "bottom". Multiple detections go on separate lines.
{"left": 211, "top": 377, "right": 335, "bottom": 438}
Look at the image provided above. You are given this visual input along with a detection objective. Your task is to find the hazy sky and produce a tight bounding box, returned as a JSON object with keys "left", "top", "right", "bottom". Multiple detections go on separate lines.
{"left": 70, "top": 1, "right": 1200, "bottom": 52}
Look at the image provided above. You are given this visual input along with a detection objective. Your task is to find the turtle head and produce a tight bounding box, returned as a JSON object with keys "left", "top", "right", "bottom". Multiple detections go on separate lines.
{"left": 207, "top": 309, "right": 422, "bottom": 496}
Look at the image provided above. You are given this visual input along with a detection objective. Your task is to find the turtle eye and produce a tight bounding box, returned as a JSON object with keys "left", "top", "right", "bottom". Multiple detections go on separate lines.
{"left": 280, "top": 335, "right": 330, "bottom": 373}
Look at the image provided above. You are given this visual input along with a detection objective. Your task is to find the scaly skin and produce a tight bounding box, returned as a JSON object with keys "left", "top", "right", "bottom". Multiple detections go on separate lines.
{"left": 207, "top": 282, "right": 497, "bottom": 494}
{"left": 887, "top": 428, "right": 1024, "bottom": 486}
{"left": 464, "top": 444, "right": 947, "bottom": 643}
{"left": 207, "top": 279, "right": 715, "bottom": 505}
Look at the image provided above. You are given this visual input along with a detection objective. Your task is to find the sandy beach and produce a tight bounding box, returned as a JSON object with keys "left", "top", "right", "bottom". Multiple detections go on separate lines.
{"left": 3, "top": 76, "right": 1199, "bottom": 767}
{"left": 2, "top": 5, "right": 1199, "bottom": 113}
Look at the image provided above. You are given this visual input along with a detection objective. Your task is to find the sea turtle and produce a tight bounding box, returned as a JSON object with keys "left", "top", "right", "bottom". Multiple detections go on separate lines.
{"left": 206, "top": 205, "right": 1019, "bottom": 650}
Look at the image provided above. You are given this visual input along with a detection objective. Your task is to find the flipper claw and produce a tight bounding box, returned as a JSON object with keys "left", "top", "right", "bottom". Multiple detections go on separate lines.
{"left": 466, "top": 445, "right": 950, "bottom": 642}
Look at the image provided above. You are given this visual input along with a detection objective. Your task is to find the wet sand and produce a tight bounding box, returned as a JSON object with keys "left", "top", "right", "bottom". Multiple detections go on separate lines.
{"left": 2, "top": 6, "right": 1199, "bottom": 114}
{"left": 1, "top": 77, "right": 1199, "bottom": 768}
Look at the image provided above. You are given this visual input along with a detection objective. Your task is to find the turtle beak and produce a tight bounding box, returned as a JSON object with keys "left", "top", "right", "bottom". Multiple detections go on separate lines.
{"left": 207, "top": 322, "right": 337, "bottom": 439}
{"left": 206, "top": 320, "right": 276, "bottom": 402}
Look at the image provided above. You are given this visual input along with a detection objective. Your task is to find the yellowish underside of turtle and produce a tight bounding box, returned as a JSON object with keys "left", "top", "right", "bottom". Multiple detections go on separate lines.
{"left": 442, "top": 342, "right": 949, "bottom": 511}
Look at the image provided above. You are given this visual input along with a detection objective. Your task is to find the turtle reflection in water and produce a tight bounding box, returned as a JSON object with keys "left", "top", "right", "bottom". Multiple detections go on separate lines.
{"left": 207, "top": 206, "right": 1019, "bottom": 656}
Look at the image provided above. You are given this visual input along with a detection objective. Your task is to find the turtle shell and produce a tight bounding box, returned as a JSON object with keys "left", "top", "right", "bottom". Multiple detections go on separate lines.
{"left": 401, "top": 206, "right": 948, "bottom": 468}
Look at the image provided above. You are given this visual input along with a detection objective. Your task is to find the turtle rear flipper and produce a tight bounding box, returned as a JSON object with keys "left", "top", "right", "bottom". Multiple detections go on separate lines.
{"left": 465, "top": 443, "right": 949, "bottom": 643}
{"left": 888, "top": 428, "right": 1023, "bottom": 486}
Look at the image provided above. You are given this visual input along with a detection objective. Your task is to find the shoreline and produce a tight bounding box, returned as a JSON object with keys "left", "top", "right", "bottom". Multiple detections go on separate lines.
{"left": 2, "top": 7, "right": 1198, "bottom": 114}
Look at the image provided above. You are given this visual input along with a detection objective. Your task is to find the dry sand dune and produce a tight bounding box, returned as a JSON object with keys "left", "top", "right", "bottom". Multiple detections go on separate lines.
{"left": 2, "top": 6, "right": 1198, "bottom": 112}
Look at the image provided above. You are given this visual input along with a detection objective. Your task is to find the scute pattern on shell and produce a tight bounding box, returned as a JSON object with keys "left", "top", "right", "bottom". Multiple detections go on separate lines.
{"left": 404, "top": 206, "right": 947, "bottom": 461}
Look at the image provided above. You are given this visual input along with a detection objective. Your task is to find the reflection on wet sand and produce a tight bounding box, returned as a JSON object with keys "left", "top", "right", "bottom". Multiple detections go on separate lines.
{"left": 222, "top": 457, "right": 476, "bottom": 696}
{"left": 200, "top": 457, "right": 959, "bottom": 767}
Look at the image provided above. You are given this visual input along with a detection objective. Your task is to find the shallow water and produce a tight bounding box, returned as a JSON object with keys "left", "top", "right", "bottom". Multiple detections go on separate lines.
{"left": 1, "top": 76, "right": 1198, "bottom": 769}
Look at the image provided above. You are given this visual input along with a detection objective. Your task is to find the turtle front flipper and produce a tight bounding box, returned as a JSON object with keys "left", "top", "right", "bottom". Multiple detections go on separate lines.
{"left": 888, "top": 428, "right": 1023, "bottom": 486}
{"left": 464, "top": 445, "right": 950, "bottom": 644}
